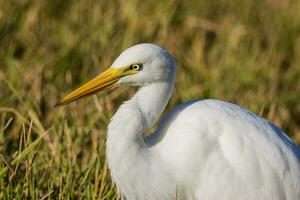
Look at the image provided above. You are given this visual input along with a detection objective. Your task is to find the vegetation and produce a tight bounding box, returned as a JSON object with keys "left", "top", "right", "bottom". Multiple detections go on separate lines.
{"left": 0, "top": 0, "right": 299, "bottom": 199}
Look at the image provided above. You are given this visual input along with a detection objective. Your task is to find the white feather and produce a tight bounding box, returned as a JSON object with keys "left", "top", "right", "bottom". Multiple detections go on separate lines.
{"left": 105, "top": 44, "right": 300, "bottom": 200}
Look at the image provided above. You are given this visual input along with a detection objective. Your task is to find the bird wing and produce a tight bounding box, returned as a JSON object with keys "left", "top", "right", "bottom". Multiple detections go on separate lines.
{"left": 147, "top": 99, "right": 300, "bottom": 200}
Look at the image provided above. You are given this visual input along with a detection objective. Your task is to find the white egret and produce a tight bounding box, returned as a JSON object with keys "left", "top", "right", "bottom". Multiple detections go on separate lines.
{"left": 57, "top": 43, "right": 300, "bottom": 200}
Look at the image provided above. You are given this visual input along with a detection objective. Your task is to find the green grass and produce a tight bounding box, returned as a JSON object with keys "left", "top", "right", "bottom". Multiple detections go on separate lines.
{"left": 1, "top": 0, "right": 300, "bottom": 199}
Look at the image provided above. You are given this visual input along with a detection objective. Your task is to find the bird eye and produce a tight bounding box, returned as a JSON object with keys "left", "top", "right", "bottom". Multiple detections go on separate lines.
{"left": 130, "top": 64, "right": 143, "bottom": 71}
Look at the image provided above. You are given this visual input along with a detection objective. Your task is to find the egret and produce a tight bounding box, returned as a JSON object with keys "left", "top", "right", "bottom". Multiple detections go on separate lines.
{"left": 57, "top": 43, "right": 300, "bottom": 200}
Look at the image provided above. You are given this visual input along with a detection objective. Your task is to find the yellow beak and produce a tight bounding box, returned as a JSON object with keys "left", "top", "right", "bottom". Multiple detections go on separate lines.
{"left": 56, "top": 66, "right": 133, "bottom": 106}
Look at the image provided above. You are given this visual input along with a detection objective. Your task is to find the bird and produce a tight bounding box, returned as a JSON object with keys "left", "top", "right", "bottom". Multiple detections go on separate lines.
{"left": 57, "top": 43, "right": 300, "bottom": 200}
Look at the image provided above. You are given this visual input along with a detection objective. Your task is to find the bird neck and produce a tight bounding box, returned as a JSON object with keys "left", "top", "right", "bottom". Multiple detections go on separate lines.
{"left": 107, "top": 81, "right": 174, "bottom": 145}
{"left": 106, "top": 81, "right": 174, "bottom": 197}
{"left": 132, "top": 81, "right": 174, "bottom": 131}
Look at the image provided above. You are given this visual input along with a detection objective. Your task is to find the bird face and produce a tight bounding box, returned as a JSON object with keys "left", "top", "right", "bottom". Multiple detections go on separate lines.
{"left": 56, "top": 43, "right": 176, "bottom": 106}
{"left": 112, "top": 43, "right": 176, "bottom": 86}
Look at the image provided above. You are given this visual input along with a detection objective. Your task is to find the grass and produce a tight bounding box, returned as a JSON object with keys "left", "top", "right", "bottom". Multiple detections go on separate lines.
{"left": 0, "top": 0, "right": 300, "bottom": 199}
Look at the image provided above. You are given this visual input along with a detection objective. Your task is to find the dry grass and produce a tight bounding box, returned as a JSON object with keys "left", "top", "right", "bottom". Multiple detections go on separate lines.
{"left": 0, "top": 0, "right": 300, "bottom": 199}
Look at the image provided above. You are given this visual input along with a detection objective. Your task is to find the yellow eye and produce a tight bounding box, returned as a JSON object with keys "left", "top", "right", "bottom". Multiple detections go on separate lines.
{"left": 130, "top": 64, "right": 143, "bottom": 71}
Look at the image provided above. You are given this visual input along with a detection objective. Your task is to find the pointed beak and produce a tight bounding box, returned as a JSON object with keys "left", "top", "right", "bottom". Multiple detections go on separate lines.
{"left": 56, "top": 66, "right": 132, "bottom": 106}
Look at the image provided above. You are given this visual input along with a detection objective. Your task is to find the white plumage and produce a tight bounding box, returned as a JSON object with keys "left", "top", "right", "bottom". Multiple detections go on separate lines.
{"left": 59, "top": 43, "right": 300, "bottom": 200}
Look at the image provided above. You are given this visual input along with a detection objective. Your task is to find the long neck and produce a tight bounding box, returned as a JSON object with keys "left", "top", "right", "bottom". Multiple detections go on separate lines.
{"left": 106, "top": 81, "right": 174, "bottom": 198}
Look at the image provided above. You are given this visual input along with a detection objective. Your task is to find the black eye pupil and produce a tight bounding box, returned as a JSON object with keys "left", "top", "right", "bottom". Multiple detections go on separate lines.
{"left": 133, "top": 65, "right": 139, "bottom": 69}
{"left": 131, "top": 64, "right": 142, "bottom": 71}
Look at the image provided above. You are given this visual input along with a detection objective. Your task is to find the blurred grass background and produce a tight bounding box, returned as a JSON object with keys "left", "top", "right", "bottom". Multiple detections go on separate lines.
{"left": 0, "top": 0, "right": 300, "bottom": 199}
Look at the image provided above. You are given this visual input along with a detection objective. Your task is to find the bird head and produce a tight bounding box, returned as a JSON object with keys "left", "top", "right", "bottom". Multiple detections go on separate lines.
{"left": 56, "top": 43, "right": 176, "bottom": 106}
